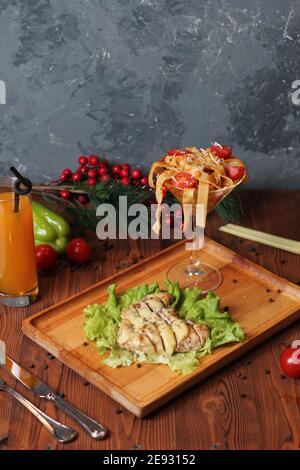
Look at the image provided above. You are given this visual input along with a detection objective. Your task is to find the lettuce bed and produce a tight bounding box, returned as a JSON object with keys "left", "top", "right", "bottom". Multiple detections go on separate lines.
{"left": 83, "top": 280, "right": 244, "bottom": 375}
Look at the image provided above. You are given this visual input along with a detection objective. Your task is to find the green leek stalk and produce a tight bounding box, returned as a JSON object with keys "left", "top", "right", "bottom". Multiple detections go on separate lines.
{"left": 219, "top": 224, "right": 300, "bottom": 255}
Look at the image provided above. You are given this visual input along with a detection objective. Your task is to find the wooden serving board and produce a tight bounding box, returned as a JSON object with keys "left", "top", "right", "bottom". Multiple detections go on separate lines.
{"left": 22, "top": 238, "right": 300, "bottom": 417}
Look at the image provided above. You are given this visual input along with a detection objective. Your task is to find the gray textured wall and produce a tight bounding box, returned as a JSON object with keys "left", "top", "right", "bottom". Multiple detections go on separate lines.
{"left": 0, "top": 0, "right": 299, "bottom": 188}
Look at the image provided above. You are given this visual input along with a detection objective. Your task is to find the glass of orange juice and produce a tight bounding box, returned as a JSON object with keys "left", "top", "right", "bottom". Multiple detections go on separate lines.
{"left": 0, "top": 177, "right": 38, "bottom": 307}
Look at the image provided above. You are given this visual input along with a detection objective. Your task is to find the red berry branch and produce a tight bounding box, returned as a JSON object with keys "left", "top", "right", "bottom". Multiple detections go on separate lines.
{"left": 31, "top": 154, "right": 153, "bottom": 230}
{"left": 54, "top": 155, "right": 149, "bottom": 205}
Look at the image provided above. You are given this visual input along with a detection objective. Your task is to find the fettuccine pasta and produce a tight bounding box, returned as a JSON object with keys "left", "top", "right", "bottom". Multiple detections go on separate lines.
{"left": 149, "top": 145, "right": 246, "bottom": 234}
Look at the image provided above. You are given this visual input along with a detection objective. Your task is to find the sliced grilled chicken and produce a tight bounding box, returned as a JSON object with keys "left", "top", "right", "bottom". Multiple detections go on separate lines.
{"left": 144, "top": 293, "right": 172, "bottom": 308}
{"left": 156, "top": 321, "right": 176, "bottom": 356}
{"left": 172, "top": 319, "right": 189, "bottom": 344}
{"left": 140, "top": 323, "right": 165, "bottom": 354}
{"left": 123, "top": 330, "right": 156, "bottom": 355}
{"left": 122, "top": 305, "right": 144, "bottom": 329}
{"left": 191, "top": 322, "right": 210, "bottom": 346}
{"left": 117, "top": 292, "right": 210, "bottom": 357}
{"left": 176, "top": 324, "right": 201, "bottom": 352}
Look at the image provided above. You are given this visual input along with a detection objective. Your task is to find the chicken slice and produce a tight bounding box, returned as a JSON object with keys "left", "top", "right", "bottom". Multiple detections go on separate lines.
{"left": 117, "top": 319, "right": 134, "bottom": 346}
{"left": 123, "top": 331, "right": 156, "bottom": 355}
{"left": 156, "top": 307, "right": 178, "bottom": 325}
{"left": 140, "top": 323, "right": 164, "bottom": 354}
{"left": 143, "top": 293, "right": 172, "bottom": 313}
{"left": 144, "top": 293, "right": 172, "bottom": 307}
{"left": 137, "top": 300, "right": 161, "bottom": 324}
{"left": 171, "top": 319, "right": 189, "bottom": 344}
{"left": 156, "top": 321, "right": 176, "bottom": 356}
{"left": 122, "top": 305, "right": 144, "bottom": 329}
{"left": 190, "top": 322, "right": 210, "bottom": 346}
{"left": 175, "top": 324, "right": 201, "bottom": 352}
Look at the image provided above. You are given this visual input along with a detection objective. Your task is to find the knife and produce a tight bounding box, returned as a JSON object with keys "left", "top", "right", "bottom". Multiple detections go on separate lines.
{"left": 0, "top": 350, "right": 108, "bottom": 440}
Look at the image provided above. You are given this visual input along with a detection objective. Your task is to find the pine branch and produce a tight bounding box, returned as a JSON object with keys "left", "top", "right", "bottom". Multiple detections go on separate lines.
{"left": 33, "top": 180, "right": 154, "bottom": 231}
{"left": 215, "top": 192, "right": 241, "bottom": 222}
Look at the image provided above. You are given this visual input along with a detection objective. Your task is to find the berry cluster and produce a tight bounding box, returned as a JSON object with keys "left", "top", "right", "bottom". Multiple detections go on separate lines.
{"left": 59, "top": 154, "right": 148, "bottom": 204}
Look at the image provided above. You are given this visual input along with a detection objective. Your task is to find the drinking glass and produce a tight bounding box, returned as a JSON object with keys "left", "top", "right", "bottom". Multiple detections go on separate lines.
{"left": 166, "top": 180, "right": 243, "bottom": 293}
{"left": 0, "top": 177, "right": 38, "bottom": 307}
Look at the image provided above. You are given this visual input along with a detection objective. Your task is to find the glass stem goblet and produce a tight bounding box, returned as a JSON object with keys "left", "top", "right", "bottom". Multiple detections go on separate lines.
{"left": 167, "top": 213, "right": 222, "bottom": 293}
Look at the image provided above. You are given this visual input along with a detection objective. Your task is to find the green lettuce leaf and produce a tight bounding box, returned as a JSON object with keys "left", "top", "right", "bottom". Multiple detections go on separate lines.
{"left": 103, "top": 349, "right": 134, "bottom": 368}
{"left": 210, "top": 322, "right": 244, "bottom": 348}
{"left": 106, "top": 284, "right": 121, "bottom": 322}
{"left": 168, "top": 351, "right": 199, "bottom": 375}
{"left": 177, "top": 287, "right": 202, "bottom": 318}
{"left": 165, "top": 278, "right": 181, "bottom": 307}
{"left": 166, "top": 280, "right": 244, "bottom": 349}
{"left": 83, "top": 304, "right": 110, "bottom": 342}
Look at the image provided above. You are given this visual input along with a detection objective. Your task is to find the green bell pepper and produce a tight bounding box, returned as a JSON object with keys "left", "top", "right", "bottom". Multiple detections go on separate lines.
{"left": 32, "top": 201, "right": 70, "bottom": 254}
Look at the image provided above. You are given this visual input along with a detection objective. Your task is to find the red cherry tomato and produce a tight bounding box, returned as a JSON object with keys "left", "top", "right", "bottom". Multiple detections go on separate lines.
{"left": 78, "top": 155, "right": 88, "bottom": 166}
{"left": 167, "top": 148, "right": 190, "bottom": 156}
{"left": 210, "top": 145, "right": 232, "bottom": 159}
{"left": 131, "top": 168, "right": 141, "bottom": 179}
{"left": 225, "top": 165, "right": 245, "bottom": 181}
{"left": 171, "top": 171, "right": 197, "bottom": 189}
{"left": 167, "top": 148, "right": 180, "bottom": 155}
{"left": 88, "top": 155, "right": 99, "bottom": 166}
{"left": 67, "top": 238, "right": 92, "bottom": 264}
{"left": 62, "top": 168, "right": 72, "bottom": 177}
{"left": 35, "top": 244, "right": 57, "bottom": 271}
{"left": 98, "top": 161, "right": 107, "bottom": 168}
{"left": 280, "top": 342, "right": 300, "bottom": 378}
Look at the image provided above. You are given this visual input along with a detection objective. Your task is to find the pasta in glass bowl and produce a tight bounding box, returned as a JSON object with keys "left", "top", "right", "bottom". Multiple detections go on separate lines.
{"left": 149, "top": 145, "right": 246, "bottom": 292}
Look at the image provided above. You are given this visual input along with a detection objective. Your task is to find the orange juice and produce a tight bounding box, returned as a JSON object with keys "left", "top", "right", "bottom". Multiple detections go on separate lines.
{"left": 0, "top": 192, "right": 38, "bottom": 298}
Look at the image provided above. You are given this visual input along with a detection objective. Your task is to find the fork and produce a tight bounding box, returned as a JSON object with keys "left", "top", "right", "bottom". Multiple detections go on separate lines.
{"left": 0, "top": 378, "right": 77, "bottom": 443}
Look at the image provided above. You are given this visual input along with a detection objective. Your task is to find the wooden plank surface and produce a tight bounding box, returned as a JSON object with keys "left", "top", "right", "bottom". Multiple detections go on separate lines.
{"left": 1, "top": 190, "right": 300, "bottom": 449}
{"left": 22, "top": 238, "right": 300, "bottom": 417}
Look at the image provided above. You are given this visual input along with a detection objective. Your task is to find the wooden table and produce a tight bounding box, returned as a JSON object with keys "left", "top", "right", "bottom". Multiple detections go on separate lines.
{"left": 1, "top": 189, "right": 300, "bottom": 450}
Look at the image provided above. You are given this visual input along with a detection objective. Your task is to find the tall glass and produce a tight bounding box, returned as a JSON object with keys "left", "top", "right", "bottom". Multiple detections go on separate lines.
{"left": 0, "top": 177, "right": 38, "bottom": 307}
{"left": 166, "top": 180, "right": 243, "bottom": 293}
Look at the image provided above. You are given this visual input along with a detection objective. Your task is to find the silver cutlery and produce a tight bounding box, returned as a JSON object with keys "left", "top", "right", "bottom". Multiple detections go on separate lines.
{"left": 0, "top": 348, "right": 108, "bottom": 440}
{"left": 0, "top": 378, "right": 77, "bottom": 443}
